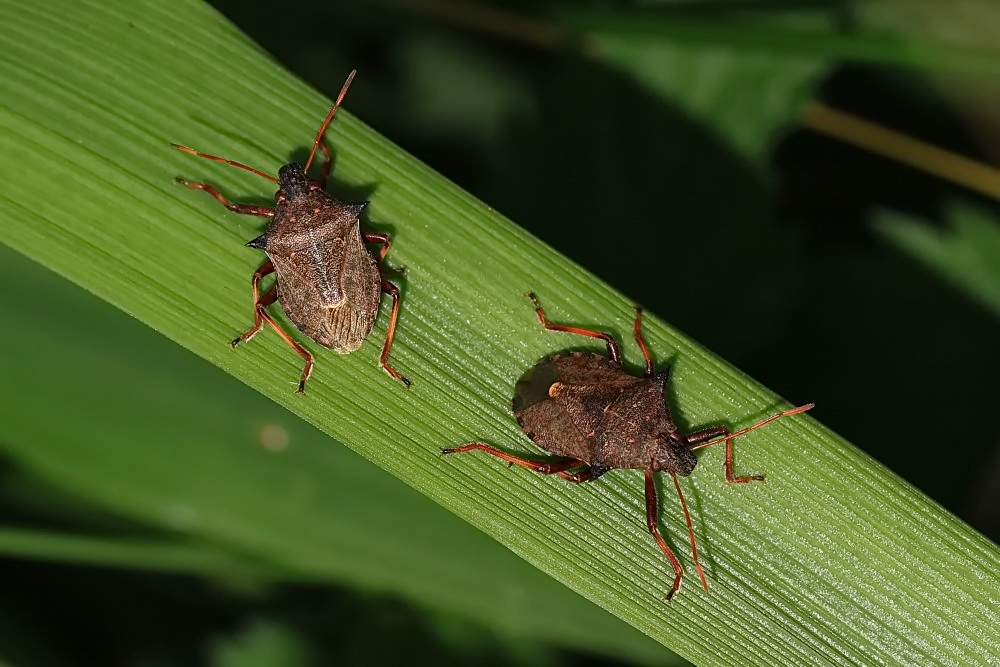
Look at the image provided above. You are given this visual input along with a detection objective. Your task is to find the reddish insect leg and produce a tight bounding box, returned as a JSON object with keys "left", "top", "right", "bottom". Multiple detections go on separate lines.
{"left": 364, "top": 232, "right": 392, "bottom": 264}
{"left": 231, "top": 262, "right": 315, "bottom": 393}
{"left": 367, "top": 233, "right": 407, "bottom": 276}
{"left": 644, "top": 469, "right": 686, "bottom": 601}
{"left": 528, "top": 293, "right": 622, "bottom": 366}
{"left": 230, "top": 261, "right": 276, "bottom": 347}
{"left": 172, "top": 144, "right": 279, "bottom": 184}
{"left": 671, "top": 471, "right": 709, "bottom": 593}
{"left": 378, "top": 279, "right": 410, "bottom": 387}
{"left": 258, "top": 305, "right": 314, "bottom": 393}
{"left": 173, "top": 178, "right": 275, "bottom": 218}
{"left": 684, "top": 424, "right": 764, "bottom": 484}
{"left": 442, "top": 443, "right": 589, "bottom": 476}
{"left": 246, "top": 292, "right": 314, "bottom": 393}
{"left": 557, "top": 465, "right": 608, "bottom": 483}
{"left": 686, "top": 404, "right": 815, "bottom": 483}
{"left": 632, "top": 307, "right": 655, "bottom": 377}
{"left": 442, "top": 444, "right": 604, "bottom": 483}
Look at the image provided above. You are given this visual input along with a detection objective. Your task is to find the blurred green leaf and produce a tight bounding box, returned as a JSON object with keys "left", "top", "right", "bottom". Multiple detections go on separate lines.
{"left": 394, "top": 33, "right": 535, "bottom": 147}
{"left": 0, "top": 527, "right": 282, "bottom": 579}
{"left": 874, "top": 202, "right": 1000, "bottom": 318}
{"left": 559, "top": 4, "right": 1000, "bottom": 162}
{"left": 856, "top": 0, "right": 1000, "bottom": 51}
{"left": 581, "top": 33, "right": 824, "bottom": 161}
{"left": 563, "top": 8, "right": 1000, "bottom": 74}
{"left": 210, "top": 619, "right": 311, "bottom": 667}
{"left": 0, "top": 245, "right": 670, "bottom": 665}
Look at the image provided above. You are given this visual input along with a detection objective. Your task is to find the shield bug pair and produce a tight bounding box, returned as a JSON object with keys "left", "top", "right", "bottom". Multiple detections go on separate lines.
{"left": 172, "top": 71, "right": 408, "bottom": 392}
{"left": 443, "top": 293, "right": 813, "bottom": 600}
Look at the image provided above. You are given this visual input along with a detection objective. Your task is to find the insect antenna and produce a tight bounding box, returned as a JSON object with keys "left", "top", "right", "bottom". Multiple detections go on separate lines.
{"left": 304, "top": 69, "right": 357, "bottom": 174}
{"left": 689, "top": 403, "right": 815, "bottom": 452}
{"left": 171, "top": 144, "right": 279, "bottom": 183}
{"left": 671, "top": 471, "right": 709, "bottom": 592}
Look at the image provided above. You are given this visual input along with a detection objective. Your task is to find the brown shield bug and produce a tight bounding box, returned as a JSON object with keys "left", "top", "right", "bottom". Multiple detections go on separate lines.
{"left": 172, "top": 70, "right": 409, "bottom": 392}
{"left": 443, "top": 293, "right": 813, "bottom": 600}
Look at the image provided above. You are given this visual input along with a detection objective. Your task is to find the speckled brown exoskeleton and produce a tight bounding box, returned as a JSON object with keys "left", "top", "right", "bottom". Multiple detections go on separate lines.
{"left": 443, "top": 293, "right": 812, "bottom": 600}
{"left": 171, "top": 71, "right": 408, "bottom": 392}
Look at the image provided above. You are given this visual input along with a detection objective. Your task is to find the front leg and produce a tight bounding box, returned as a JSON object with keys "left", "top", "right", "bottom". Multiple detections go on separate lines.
{"left": 173, "top": 178, "right": 275, "bottom": 218}
{"left": 685, "top": 404, "right": 814, "bottom": 483}
{"left": 684, "top": 425, "right": 764, "bottom": 484}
